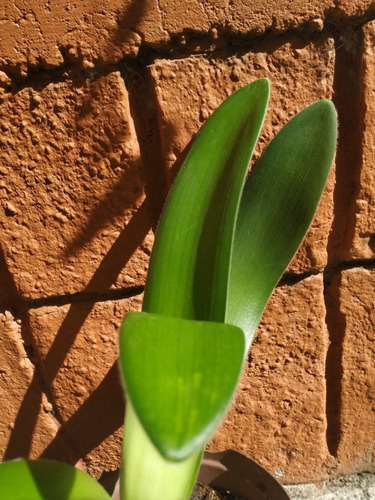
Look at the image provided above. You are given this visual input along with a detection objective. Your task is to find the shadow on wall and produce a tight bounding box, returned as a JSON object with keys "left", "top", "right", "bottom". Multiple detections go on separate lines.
{"left": 3, "top": 202, "right": 151, "bottom": 462}
{"left": 1, "top": 0, "right": 173, "bottom": 467}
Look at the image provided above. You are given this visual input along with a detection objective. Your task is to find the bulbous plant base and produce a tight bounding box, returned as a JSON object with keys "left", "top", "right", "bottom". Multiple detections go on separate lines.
{"left": 100, "top": 449, "right": 290, "bottom": 500}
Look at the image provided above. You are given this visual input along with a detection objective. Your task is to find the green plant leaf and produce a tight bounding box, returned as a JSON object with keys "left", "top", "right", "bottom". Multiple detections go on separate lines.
{"left": 119, "top": 311, "right": 245, "bottom": 461}
{"left": 142, "top": 79, "right": 270, "bottom": 322}
{"left": 226, "top": 99, "right": 337, "bottom": 350}
{"left": 0, "top": 459, "right": 111, "bottom": 500}
{"left": 120, "top": 79, "right": 269, "bottom": 499}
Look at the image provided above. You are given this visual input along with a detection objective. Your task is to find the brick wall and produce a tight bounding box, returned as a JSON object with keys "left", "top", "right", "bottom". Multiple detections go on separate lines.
{"left": 0, "top": 0, "right": 374, "bottom": 484}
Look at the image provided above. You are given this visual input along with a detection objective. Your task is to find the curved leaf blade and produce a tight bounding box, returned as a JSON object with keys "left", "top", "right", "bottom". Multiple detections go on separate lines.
{"left": 0, "top": 460, "right": 111, "bottom": 500}
{"left": 143, "top": 79, "right": 270, "bottom": 322}
{"left": 119, "top": 312, "right": 245, "bottom": 461}
{"left": 226, "top": 99, "right": 337, "bottom": 349}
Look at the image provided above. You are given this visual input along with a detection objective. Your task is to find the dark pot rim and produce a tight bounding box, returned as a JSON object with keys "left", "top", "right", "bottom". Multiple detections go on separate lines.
{"left": 198, "top": 449, "right": 291, "bottom": 500}
{"left": 100, "top": 449, "right": 291, "bottom": 500}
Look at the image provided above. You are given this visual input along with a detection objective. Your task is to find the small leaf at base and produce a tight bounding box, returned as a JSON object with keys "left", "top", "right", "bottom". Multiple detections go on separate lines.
{"left": 0, "top": 459, "right": 111, "bottom": 500}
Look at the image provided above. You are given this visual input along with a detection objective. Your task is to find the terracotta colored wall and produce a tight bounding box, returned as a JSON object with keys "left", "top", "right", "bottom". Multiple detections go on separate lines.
{"left": 0, "top": 0, "right": 374, "bottom": 485}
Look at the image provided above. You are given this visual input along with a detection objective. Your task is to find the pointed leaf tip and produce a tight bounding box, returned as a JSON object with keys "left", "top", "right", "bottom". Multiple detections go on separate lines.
{"left": 142, "top": 78, "right": 270, "bottom": 323}
{"left": 226, "top": 98, "right": 337, "bottom": 349}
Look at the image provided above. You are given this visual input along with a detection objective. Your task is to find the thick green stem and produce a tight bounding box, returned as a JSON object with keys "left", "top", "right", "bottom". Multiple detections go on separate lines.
{"left": 121, "top": 404, "right": 203, "bottom": 500}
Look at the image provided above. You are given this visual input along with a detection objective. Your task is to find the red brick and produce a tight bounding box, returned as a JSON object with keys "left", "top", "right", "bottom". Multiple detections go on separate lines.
{"left": 227, "top": 1, "right": 329, "bottom": 34}
{"left": 0, "top": 1, "right": 165, "bottom": 76}
{"left": 227, "top": 1, "right": 375, "bottom": 34}
{"left": 0, "top": 2, "right": 373, "bottom": 76}
{"left": 28, "top": 295, "right": 142, "bottom": 476}
{"left": 0, "top": 311, "right": 65, "bottom": 461}
{"left": 348, "top": 22, "right": 375, "bottom": 259}
{"left": 209, "top": 274, "right": 335, "bottom": 483}
{"left": 336, "top": 268, "right": 375, "bottom": 472}
{"left": 0, "top": 71, "right": 153, "bottom": 298}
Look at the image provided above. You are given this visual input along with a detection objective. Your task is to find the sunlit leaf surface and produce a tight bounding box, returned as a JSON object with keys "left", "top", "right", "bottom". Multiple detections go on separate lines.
{"left": 0, "top": 460, "right": 111, "bottom": 500}
{"left": 120, "top": 312, "right": 245, "bottom": 461}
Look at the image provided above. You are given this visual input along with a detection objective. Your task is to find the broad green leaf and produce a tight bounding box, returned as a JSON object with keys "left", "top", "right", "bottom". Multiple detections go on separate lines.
{"left": 119, "top": 311, "right": 245, "bottom": 461}
{"left": 226, "top": 99, "right": 337, "bottom": 350}
{"left": 143, "top": 79, "right": 270, "bottom": 322}
{"left": 0, "top": 459, "right": 111, "bottom": 500}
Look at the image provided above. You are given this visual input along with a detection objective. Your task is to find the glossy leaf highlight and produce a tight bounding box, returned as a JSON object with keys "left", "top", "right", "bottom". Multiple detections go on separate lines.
{"left": 143, "top": 79, "right": 270, "bottom": 322}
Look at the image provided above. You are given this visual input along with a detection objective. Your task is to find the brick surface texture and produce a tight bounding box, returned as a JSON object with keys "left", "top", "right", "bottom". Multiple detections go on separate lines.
{"left": 0, "top": 0, "right": 374, "bottom": 486}
{"left": 210, "top": 275, "right": 335, "bottom": 482}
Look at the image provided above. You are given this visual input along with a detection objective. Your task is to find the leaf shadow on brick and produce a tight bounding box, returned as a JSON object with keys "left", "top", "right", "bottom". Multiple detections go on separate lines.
{"left": 40, "top": 362, "right": 125, "bottom": 463}
{"left": 62, "top": 0, "right": 169, "bottom": 259}
{"left": 60, "top": 69, "right": 146, "bottom": 259}
{"left": 3, "top": 202, "right": 149, "bottom": 461}
{"left": 1, "top": 0, "right": 225, "bottom": 469}
{"left": 62, "top": 162, "right": 146, "bottom": 260}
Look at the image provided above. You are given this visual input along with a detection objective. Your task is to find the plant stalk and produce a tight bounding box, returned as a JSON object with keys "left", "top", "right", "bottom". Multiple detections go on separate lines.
{"left": 121, "top": 404, "right": 203, "bottom": 500}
